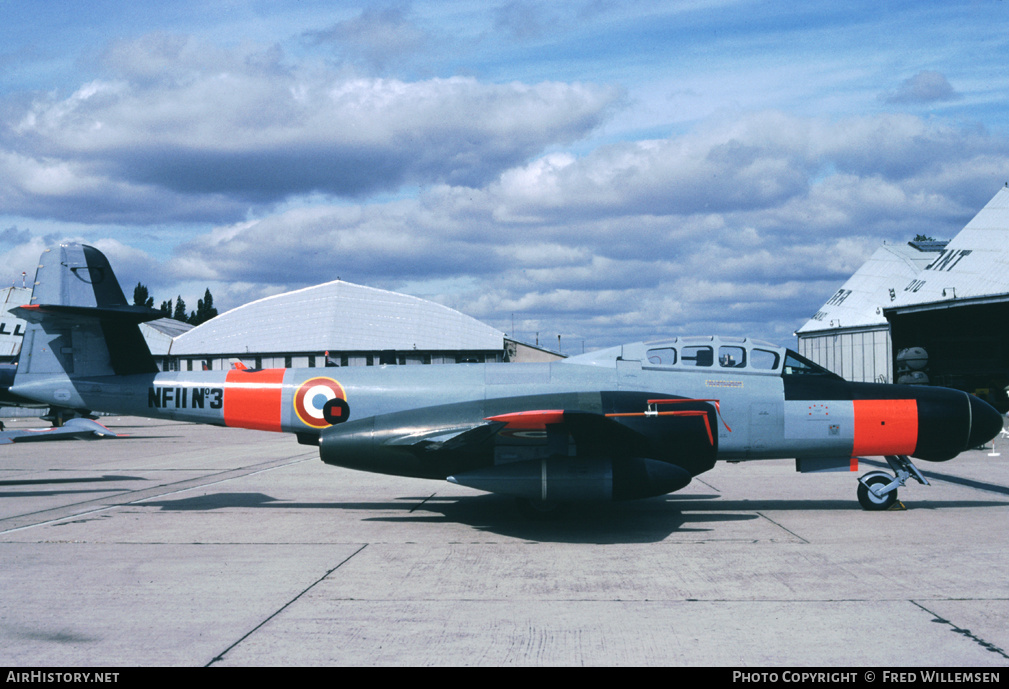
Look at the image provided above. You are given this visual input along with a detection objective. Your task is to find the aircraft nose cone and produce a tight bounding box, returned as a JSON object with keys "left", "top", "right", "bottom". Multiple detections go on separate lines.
{"left": 967, "top": 393, "right": 1004, "bottom": 449}
{"left": 912, "top": 387, "right": 1004, "bottom": 461}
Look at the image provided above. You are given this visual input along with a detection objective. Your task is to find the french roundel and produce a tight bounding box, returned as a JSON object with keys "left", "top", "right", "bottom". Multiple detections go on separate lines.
{"left": 293, "top": 377, "right": 347, "bottom": 429}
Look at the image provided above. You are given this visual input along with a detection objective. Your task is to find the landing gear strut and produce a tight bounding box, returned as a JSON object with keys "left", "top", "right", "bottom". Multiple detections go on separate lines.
{"left": 857, "top": 455, "right": 929, "bottom": 511}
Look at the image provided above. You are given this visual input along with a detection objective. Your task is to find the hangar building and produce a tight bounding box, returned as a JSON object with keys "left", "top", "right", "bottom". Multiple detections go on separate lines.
{"left": 795, "top": 240, "right": 945, "bottom": 383}
{"left": 1, "top": 287, "right": 32, "bottom": 364}
{"left": 797, "top": 186, "right": 1009, "bottom": 411}
{"left": 1, "top": 276, "right": 559, "bottom": 379}
{"left": 164, "top": 279, "right": 552, "bottom": 372}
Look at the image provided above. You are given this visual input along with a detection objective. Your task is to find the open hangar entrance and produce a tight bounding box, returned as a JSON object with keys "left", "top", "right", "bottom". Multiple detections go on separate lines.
{"left": 886, "top": 298, "right": 1009, "bottom": 412}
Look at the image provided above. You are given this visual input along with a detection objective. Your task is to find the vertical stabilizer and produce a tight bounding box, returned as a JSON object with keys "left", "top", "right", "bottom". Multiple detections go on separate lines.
{"left": 13, "top": 244, "right": 161, "bottom": 379}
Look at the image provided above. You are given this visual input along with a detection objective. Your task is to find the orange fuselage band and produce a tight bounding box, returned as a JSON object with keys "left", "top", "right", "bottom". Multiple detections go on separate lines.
{"left": 852, "top": 399, "right": 918, "bottom": 456}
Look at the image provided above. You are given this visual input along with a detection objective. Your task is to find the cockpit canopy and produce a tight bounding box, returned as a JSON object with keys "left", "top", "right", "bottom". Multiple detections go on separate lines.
{"left": 565, "top": 336, "right": 842, "bottom": 380}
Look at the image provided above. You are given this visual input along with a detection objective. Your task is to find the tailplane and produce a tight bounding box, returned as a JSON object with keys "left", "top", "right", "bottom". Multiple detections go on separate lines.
{"left": 12, "top": 244, "right": 161, "bottom": 380}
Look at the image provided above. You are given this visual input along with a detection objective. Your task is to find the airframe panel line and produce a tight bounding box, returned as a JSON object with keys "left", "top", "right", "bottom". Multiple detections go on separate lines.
{"left": 0, "top": 453, "right": 316, "bottom": 534}
{"left": 206, "top": 543, "right": 369, "bottom": 667}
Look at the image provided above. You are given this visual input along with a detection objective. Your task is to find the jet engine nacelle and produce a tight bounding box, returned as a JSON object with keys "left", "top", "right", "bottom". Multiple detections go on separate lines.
{"left": 318, "top": 391, "right": 717, "bottom": 501}
{"left": 448, "top": 457, "right": 693, "bottom": 502}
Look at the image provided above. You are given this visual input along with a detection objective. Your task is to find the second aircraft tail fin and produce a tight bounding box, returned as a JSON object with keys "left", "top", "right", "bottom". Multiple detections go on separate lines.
{"left": 12, "top": 244, "right": 162, "bottom": 379}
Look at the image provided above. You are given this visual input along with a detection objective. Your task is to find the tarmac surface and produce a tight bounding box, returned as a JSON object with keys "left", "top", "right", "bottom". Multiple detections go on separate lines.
{"left": 1, "top": 415, "right": 1008, "bottom": 667}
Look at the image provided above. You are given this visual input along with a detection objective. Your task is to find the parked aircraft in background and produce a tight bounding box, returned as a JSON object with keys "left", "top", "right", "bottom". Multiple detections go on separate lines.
{"left": 9, "top": 244, "right": 1004, "bottom": 512}
{"left": 0, "top": 417, "right": 120, "bottom": 444}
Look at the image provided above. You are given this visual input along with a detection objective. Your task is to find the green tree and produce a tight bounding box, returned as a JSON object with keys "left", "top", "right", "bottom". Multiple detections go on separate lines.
{"left": 159, "top": 299, "right": 173, "bottom": 317}
{"left": 133, "top": 282, "right": 154, "bottom": 308}
{"left": 172, "top": 296, "right": 187, "bottom": 322}
{"left": 190, "top": 288, "right": 219, "bottom": 325}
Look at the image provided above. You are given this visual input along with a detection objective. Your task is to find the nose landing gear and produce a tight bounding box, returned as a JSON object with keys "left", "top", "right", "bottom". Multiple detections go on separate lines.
{"left": 857, "top": 455, "right": 929, "bottom": 511}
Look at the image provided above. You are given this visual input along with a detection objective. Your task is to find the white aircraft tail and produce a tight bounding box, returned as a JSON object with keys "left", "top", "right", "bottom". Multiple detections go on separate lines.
{"left": 12, "top": 244, "right": 161, "bottom": 380}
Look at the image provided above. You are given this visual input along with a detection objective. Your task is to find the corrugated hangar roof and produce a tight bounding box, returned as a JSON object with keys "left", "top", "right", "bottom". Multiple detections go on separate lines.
{"left": 170, "top": 279, "right": 504, "bottom": 356}
{"left": 797, "top": 241, "right": 942, "bottom": 334}
{"left": 141, "top": 317, "right": 192, "bottom": 356}
{"left": 888, "top": 186, "right": 1009, "bottom": 312}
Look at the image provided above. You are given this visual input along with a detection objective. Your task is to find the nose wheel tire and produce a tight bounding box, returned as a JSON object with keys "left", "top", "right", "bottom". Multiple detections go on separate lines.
{"left": 857, "top": 474, "right": 897, "bottom": 511}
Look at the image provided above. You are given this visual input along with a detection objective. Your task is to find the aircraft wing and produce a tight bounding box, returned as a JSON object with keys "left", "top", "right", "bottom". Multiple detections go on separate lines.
{"left": 440, "top": 405, "right": 722, "bottom": 501}
{"left": 368, "top": 400, "right": 721, "bottom": 459}
{"left": 0, "top": 418, "right": 122, "bottom": 445}
{"left": 319, "top": 395, "right": 724, "bottom": 502}
{"left": 484, "top": 401, "right": 723, "bottom": 457}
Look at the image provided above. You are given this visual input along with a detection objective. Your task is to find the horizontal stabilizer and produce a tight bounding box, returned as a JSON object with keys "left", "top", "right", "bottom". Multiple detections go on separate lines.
{"left": 12, "top": 303, "right": 163, "bottom": 325}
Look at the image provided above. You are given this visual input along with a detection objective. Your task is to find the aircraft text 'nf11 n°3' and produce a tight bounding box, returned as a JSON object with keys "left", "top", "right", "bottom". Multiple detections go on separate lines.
{"left": 8, "top": 244, "right": 1005, "bottom": 513}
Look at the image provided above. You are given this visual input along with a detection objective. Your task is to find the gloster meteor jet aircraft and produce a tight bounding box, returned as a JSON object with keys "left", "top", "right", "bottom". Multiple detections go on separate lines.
{"left": 9, "top": 244, "right": 1004, "bottom": 513}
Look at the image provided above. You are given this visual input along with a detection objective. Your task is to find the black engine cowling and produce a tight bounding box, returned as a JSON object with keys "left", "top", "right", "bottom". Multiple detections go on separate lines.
{"left": 448, "top": 457, "right": 693, "bottom": 501}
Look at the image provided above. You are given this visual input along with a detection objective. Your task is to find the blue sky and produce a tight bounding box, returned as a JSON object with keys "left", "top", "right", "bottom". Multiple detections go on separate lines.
{"left": 2, "top": 1, "right": 1008, "bottom": 351}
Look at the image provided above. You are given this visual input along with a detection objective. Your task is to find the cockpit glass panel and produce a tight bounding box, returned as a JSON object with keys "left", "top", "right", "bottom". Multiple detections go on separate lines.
{"left": 680, "top": 345, "right": 713, "bottom": 367}
{"left": 750, "top": 348, "right": 780, "bottom": 370}
{"left": 718, "top": 345, "right": 746, "bottom": 368}
{"left": 646, "top": 347, "right": 677, "bottom": 365}
{"left": 782, "top": 351, "right": 841, "bottom": 378}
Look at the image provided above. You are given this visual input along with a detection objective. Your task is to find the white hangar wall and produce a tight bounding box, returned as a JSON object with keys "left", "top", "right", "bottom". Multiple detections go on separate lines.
{"left": 796, "top": 328, "right": 893, "bottom": 384}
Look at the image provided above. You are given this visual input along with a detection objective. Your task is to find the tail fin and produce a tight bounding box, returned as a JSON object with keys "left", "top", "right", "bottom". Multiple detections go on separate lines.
{"left": 13, "top": 244, "right": 161, "bottom": 379}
